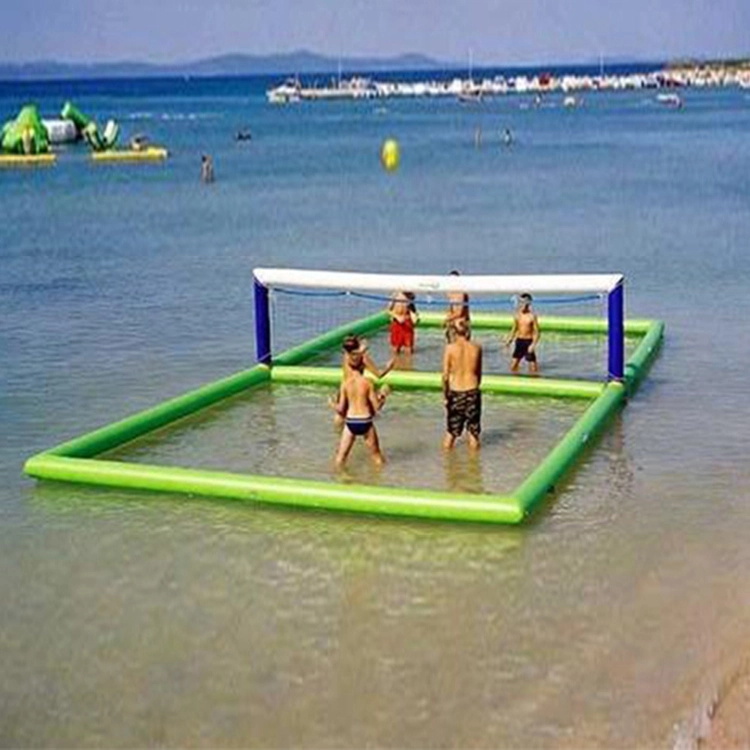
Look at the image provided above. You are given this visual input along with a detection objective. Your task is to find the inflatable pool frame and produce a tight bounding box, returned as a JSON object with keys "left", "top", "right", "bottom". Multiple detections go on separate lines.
{"left": 24, "top": 273, "right": 663, "bottom": 525}
{"left": 91, "top": 147, "right": 168, "bottom": 163}
{"left": 0, "top": 153, "right": 56, "bottom": 167}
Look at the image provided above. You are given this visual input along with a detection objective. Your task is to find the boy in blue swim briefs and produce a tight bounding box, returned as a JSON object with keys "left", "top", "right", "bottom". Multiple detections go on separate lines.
{"left": 331, "top": 353, "right": 387, "bottom": 468}
{"left": 331, "top": 335, "right": 393, "bottom": 426}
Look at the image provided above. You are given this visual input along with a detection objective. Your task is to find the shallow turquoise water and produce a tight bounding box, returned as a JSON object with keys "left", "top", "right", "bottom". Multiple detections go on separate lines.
{"left": 2, "top": 79, "right": 750, "bottom": 747}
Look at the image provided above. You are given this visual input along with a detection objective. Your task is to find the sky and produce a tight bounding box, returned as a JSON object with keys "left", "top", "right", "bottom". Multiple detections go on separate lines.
{"left": 2, "top": 0, "right": 749, "bottom": 65}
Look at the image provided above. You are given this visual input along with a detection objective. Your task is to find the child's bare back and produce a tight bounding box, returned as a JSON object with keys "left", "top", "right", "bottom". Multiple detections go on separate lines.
{"left": 333, "top": 359, "right": 387, "bottom": 468}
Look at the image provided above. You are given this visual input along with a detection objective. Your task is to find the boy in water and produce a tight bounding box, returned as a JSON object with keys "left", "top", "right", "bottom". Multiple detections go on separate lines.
{"left": 442, "top": 319, "right": 483, "bottom": 450}
{"left": 200, "top": 154, "right": 215, "bottom": 183}
{"left": 388, "top": 290, "right": 419, "bottom": 360}
{"left": 445, "top": 269, "right": 470, "bottom": 340}
{"left": 505, "top": 293, "right": 540, "bottom": 374}
{"left": 331, "top": 352, "right": 387, "bottom": 468}
{"left": 341, "top": 334, "right": 393, "bottom": 380}
{"left": 332, "top": 335, "right": 392, "bottom": 425}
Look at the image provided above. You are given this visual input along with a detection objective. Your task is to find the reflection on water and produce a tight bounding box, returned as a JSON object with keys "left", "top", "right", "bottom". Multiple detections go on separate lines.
{"left": 443, "top": 447, "right": 486, "bottom": 494}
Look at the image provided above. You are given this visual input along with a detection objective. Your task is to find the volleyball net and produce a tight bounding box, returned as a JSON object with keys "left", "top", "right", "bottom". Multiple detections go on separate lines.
{"left": 253, "top": 268, "right": 626, "bottom": 381}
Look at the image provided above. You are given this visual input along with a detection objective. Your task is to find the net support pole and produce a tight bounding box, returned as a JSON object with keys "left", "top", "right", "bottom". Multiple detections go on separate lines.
{"left": 254, "top": 277, "right": 272, "bottom": 365}
{"left": 608, "top": 281, "right": 624, "bottom": 380}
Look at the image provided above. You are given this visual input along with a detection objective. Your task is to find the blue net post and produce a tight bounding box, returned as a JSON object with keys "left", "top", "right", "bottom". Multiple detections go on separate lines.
{"left": 254, "top": 278, "right": 272, "bottom": 365}
{"left": 608, "top": 281, "right": 624, "bottom": 380}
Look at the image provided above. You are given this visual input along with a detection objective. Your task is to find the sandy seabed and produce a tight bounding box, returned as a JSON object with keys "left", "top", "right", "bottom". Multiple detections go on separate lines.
{"left": 700, "top": 668, "right": 750, "bottom": 749}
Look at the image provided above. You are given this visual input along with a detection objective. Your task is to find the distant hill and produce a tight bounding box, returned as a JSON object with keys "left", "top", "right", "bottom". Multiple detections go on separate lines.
{"left": 0, "top": 51, "right": 449, "bottom": 81}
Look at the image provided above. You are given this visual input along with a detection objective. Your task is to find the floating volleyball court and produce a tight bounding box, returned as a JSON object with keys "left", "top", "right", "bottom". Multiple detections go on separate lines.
{"left": 24, "top": 269, "right": 664, "bottom": 524}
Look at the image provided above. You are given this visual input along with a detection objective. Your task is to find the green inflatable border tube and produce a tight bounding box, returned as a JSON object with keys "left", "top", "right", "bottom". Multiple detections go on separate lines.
{"left": 24, "top": 455, "right": 525, "bottom": 524}
{"left": 45, "top": 365, "right": 270, "bottom": 459}
{"left": 38, "top": 311, "right": 387, "bottom": 459}
{"left": 510, "top": 321, "right": 664, "bottom": 518}
{"left": 271, "top": 366, "right": 604, "bottom": 399}
{"left": 417, "top": 311, "right": 654, "bottom": 335}
{"left": 513, "top": 381, "right": 626, "bottom": 517}
{"left": 23, "top": 315, "right": 664, "bottom": 525}
{"left": 625, "top": 319, "right": 665, "bottom": 393}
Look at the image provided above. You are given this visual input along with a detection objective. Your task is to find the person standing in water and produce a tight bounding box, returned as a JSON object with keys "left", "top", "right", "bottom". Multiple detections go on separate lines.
{"left": 444, "top": 269, "right": 470, "bottom": 341}
{"left": 442, "top": 319, "right": 483, "bottom": 451}
{"left": 330, "top": 335, "right": 392, "bottom": 426}
{"left": 505, "top": 293, "right": 540, "bottom": 374}
{"left": 388, "top": 290, "right": 419, "bottom": 363}
{"left": 331, "top": 352, "right": 387, "bottom": 468}
{"left": 200, "top": 154, "right": 215, "bottom": 183}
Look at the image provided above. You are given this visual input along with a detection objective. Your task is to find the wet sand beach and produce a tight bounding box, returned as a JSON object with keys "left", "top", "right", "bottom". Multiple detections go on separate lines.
{"left": 700, "top": 666, "right": 750, "bottom": 750}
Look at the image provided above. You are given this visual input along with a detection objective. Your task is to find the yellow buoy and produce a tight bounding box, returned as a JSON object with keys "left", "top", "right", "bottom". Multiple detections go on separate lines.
{"left": 380, "top": 138, "right": 400, "bottom": 172}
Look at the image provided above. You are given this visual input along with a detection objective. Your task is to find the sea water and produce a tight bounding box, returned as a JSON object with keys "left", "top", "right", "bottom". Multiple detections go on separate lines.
{"left": 1, "top": 74, "right": 750, "bottom": 747}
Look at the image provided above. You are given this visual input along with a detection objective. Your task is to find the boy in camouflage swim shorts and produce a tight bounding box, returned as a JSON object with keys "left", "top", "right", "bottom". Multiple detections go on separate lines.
{"left": 442, "top": 319, "right": 483, "bottom": 450}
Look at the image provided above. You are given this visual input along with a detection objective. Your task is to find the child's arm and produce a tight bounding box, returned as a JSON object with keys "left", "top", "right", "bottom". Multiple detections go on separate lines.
{"left": 364, "top": 353, "right": 395, "bottom": 379}
{"left": 380, "top": 357, "right": 396, "bottom": 378}
{"left": 504, "top": 318, "right": 518, "bottom": 347}
{"left": 529, "top": 315, "right": 541, "bottom": 352}
{"left": 328, "top": 385, "right": 347, "bottom": 416}
{"left": 376, "top": 384, "right": 392, "bottom": 410}
{"left": 368, "top": 382, "right": 385, "bottom": 414}
{"left": 442, "top": 346, "right": 451, "bottom": 402}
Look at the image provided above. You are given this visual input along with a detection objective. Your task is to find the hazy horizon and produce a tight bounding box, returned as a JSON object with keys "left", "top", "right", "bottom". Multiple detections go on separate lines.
{"left": 0, "top": 48, "right": 676, "bottom": 71}
{"left": 1, "top": 0, "right": 748, "bottom": 67}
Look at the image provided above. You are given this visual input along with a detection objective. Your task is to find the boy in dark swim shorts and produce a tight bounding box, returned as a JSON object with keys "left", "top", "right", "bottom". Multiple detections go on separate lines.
{"left": 505, "top": 293, "right": 540, "bottom": 374}
{"left": 442, "top": 319, "right": 483, "bottom": 450}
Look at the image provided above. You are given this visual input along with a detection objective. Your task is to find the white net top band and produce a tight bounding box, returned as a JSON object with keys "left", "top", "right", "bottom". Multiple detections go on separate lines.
{"left": 254, "top": 268, "right": 624, "bottom": 295}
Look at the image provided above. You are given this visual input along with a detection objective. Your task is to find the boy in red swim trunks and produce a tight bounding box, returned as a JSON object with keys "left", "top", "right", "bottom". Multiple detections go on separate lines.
{"left": 388, "top": 290, "right": 419, "bottom": 360}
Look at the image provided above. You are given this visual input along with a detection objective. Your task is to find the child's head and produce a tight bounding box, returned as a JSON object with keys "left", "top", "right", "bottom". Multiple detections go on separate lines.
{"left": 343, "top": 335, "right": 366, "bottom": 371}
{"left": 518, "top": 293, "right": 533, "bottom": 311}
{"left": 343, "top": 334, "right": 365, "bottom": 354}
{"left": 453, "top": 319, "right": 471, "bottom": 340}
